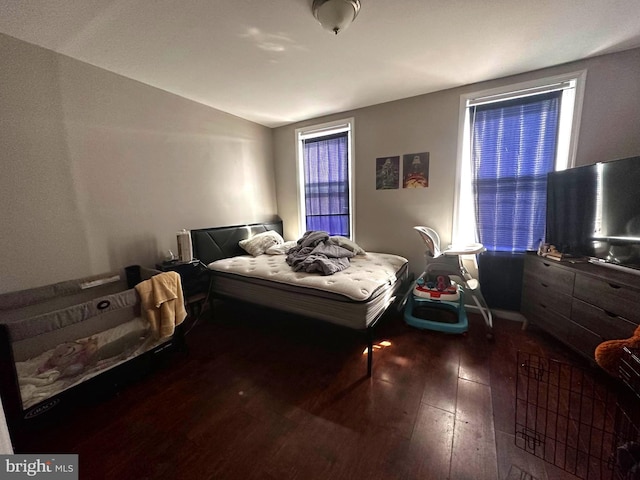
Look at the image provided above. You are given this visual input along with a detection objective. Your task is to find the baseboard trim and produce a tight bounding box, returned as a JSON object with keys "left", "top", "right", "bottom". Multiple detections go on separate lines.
{"left": 466, "top": 304, "right": 526, "bottom": 323}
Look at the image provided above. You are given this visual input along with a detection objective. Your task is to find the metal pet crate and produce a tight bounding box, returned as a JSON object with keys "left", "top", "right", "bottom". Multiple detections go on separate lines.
{"left": 515, "top": 351, "right": 640, "bottom": 480}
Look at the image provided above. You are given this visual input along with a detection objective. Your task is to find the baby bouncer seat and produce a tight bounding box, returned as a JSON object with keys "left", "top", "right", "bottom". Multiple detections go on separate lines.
{"left": 403, "top": 226, "right": 494, "bottom": 339}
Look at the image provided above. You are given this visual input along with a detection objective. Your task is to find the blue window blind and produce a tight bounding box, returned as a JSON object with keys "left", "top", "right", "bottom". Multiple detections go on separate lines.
{"left": 470, "top": 91, "right": 561, "bottom": 252}
{"left": 303, "top": 132, "right": 350, "bottom": 236}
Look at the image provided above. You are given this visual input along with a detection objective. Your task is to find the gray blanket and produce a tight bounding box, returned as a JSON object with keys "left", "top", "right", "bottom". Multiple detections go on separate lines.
{"left": 286, "top": 231, "right": 355, "bottom": 275}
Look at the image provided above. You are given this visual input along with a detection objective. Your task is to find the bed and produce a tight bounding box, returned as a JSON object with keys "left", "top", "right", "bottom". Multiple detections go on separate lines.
{"left": 0, "top": 266, "right": 184, "bottom": 446}
{"left": 191, "top": 219, "right": 409, "bottom": 375}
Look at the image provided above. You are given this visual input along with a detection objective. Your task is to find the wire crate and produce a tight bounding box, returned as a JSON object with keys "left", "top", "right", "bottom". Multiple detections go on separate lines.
{"left": 515, "top": 351, "right": 640, "bottom": 480}
{"left": 619, "top": 347, "right": 640, "bottom": 401}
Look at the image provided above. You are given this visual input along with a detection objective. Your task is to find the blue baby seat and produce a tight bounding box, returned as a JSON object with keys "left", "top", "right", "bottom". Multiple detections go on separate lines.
{"left": 402, "top": 226, "right": 493, "bottom": 339}
{"left": 404, "top": 280, "right": 469, "bottom": 334}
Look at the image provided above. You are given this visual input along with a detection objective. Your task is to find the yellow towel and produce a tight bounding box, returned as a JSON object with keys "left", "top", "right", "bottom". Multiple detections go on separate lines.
{"left": 135, "top": 271, "right": 187, "bottom": 339}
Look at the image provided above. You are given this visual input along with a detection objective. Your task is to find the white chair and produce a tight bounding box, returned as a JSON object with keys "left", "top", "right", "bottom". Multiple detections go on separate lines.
{"left": 412, "top": 226, "right": 494, "bottom": 339}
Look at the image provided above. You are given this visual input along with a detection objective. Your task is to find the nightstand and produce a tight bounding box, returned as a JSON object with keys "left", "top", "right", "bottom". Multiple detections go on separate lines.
{"left": 155, "top": 259, "right": 210, "bottom": 317}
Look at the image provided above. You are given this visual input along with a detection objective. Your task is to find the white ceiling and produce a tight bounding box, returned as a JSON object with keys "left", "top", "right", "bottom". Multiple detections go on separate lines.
{"left": 1, "top": 0, "right": 640, "bottom": 128}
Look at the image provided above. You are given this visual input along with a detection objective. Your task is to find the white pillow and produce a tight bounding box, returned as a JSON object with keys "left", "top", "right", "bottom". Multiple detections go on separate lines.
{"left": 328, "top": 236, "right": 366, "bottom": 255}
{"left": 266, "top": 240, "right": 297, "bottom": 255}
{"left": 239, "top": 230, "right": 284, "bottom": 256}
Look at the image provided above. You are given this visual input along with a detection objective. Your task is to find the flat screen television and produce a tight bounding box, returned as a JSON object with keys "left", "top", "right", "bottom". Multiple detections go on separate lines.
{"left": 545, "top": 155, "right": 640, "bottom": 273}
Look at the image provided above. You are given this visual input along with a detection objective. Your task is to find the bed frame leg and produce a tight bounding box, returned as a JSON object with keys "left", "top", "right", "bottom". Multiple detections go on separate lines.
{"left": 366, "top": 328, "right": 373, "bottom": 377}
{"left": 206, "top": 276, "right": 215, "bottom": 319}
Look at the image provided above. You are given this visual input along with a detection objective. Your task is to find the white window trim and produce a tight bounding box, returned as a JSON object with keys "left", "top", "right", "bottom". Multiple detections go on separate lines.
{"left": 294, "top": 117, "right": 356, "bottom": 240}
{"left": 452, "top": 70, "right": 587, "bottom": 245}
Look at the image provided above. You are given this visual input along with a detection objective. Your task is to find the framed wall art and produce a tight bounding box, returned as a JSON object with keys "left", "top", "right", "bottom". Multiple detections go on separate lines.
{"left": 403, "top": 152, "right": 429, "bottom": 188}
{"left": 375, "top": 156, "right": 400, "bottom": 190}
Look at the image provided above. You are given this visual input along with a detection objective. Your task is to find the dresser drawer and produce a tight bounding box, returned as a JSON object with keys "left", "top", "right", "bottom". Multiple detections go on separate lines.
{"left": 566, "top": 320, "right": 602, "bottom": 360}
{"left": 571, "top": 298, "right": 638, "bottom": 340}
{"left": 522, "top": 296, "right": 569, "bottom": 342}
{"left": 522, "top": 278, "right": 573, "bottom": 318}
{"left": 573, "top": 274, "right": 640, "bottom": 323}
{"left": 524, "top": 255, "right": 575, "bottom": 296}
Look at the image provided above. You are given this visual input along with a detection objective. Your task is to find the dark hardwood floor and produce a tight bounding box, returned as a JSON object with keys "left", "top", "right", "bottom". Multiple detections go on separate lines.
{"left": 15, "top": 300, "right": 631, "bottom": 480}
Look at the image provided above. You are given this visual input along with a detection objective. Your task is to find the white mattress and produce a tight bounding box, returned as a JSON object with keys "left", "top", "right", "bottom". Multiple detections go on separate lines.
{"left": 208, "top": 252, "right": 408, "bottom": 329}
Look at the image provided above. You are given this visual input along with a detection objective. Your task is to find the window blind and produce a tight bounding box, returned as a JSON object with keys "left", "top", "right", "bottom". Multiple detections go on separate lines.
{"left": 470, "top": 91, "right": 561, "bottom": 252}
{"left": 303, "top": 132, "right": 350, "bottom": 236}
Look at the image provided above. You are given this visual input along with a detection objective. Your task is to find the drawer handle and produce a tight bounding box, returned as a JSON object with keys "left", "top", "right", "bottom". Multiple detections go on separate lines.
{"left": 603, "top": 309, "right": 619, "bottom": 318}
{"left": 608, "top": 283, "right": 621, "bottom": 289}
{"left": 542, "top": 262, "right": 551, "bottom": 267}
{"left": 541, "top": 282, "right": 549, "bottom": 288}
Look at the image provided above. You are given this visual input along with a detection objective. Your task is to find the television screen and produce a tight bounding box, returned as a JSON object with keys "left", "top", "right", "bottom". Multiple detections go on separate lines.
{"left": 545, "top": 156, "right": 640, "bottom": 271}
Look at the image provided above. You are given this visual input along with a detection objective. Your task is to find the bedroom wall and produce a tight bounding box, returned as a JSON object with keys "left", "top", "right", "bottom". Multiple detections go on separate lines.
{"left": 273, "top": 47, "right": 640, "bottom": 277}
{"left": 0, "top": 33, "right": 277, "bottom": 294}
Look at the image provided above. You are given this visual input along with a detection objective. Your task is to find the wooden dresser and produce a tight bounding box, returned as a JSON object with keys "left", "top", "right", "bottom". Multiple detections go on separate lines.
{"left": 521, "top": 253, "right": 640, "bottom": 362}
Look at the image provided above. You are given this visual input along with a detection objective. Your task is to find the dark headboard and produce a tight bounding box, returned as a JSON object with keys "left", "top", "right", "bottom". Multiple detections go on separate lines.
{"left": 191, "top": 219, "right": 284, "bottom": 266}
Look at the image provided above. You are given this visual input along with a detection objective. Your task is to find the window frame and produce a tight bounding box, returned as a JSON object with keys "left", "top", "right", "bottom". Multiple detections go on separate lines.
{"left": 294, "top": 117, "right": 355, "bottom": 239}
{"left": 453, "top": 70, "right": 587, "bottom": 245}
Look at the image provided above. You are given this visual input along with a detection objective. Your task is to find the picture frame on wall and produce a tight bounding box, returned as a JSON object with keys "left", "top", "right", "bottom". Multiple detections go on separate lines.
{"left": 403, "top": 152, "right": 429, "bottom": 188}
{"left": 375, "top": 156, "right": 400, "bottom": 190}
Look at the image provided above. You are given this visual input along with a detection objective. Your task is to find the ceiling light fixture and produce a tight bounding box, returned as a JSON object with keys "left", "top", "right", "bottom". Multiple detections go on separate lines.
{"left": 312, "top": 0, "right": 361, "bottom": 35}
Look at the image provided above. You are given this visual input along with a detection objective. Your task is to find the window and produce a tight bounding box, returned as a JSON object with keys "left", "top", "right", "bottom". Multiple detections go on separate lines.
{"left": 471, "top": 91, "right": 561, "bottom": 252}
{"left": 296, "top": 119, "right": 354, "bottom": 238}
{"left": 454, "top": 72, "right": 586, "bottom": 310}
{"left": 455, "top": 72, "right": 586, "bottom": 252}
